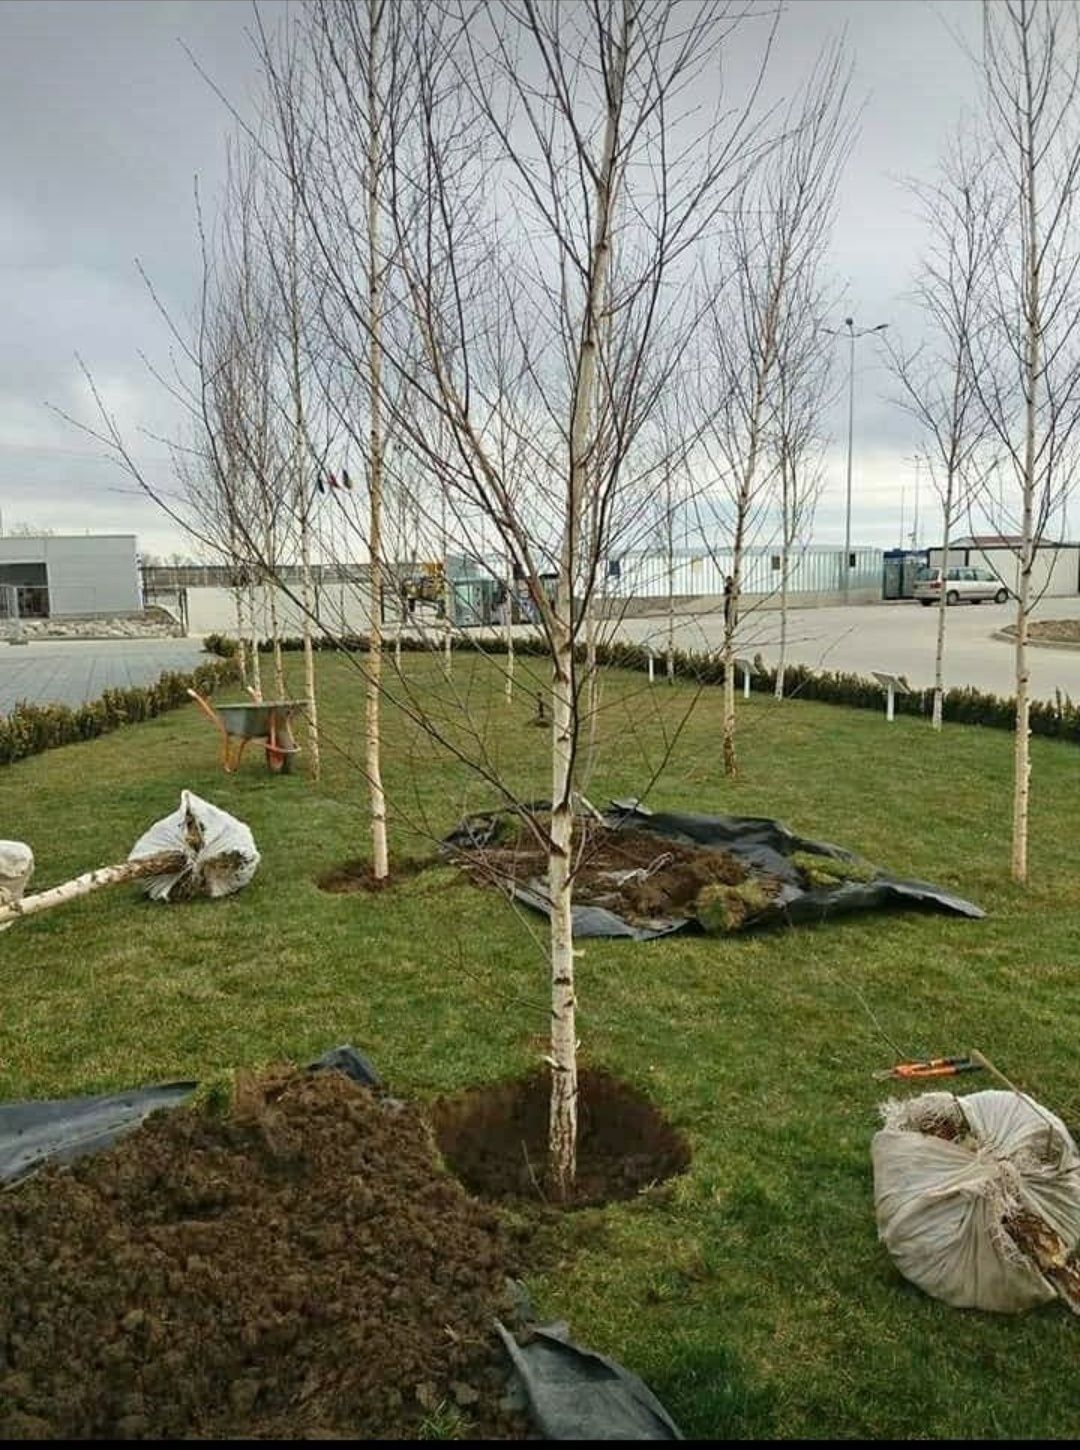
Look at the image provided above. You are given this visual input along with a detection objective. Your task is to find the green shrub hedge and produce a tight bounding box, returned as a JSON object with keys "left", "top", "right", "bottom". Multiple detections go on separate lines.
{"left": 203, "top": 631, "right": 1072, "bottom": 742}
{"left": 0, "top": 658, "right": 239, "bottom": 766}
{"left": 202, "top": 632, "right": 239, "bottom": 660}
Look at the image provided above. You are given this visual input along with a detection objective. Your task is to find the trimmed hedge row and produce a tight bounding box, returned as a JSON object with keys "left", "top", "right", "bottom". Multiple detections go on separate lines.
{"left": 0, "top": 658, "right": 239, "bottom": 766}
{"left": 214, "top": 631, "right": 1073, "bottom": 743}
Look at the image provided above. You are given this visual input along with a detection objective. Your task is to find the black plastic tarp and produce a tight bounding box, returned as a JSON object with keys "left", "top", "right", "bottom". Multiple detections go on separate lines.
{"left": 0, "top": 1047, "right": 383, "bottom": 1190}
{"left": 444, "top": 799, "right": 985, "bottom": 940}
{"left": 0, "top": 1081, "right": 198, "bottom": 1188}
{"left": 495, "top": 1318, "right": 683, "bottom": 1440}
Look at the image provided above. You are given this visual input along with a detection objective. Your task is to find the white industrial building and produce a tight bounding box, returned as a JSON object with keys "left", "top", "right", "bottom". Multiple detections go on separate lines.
{"left": 0, "top": 535, "right": 141, "bottom": 618}
{"left": 928, "top": 535, "right": 1080, "bottom": 598}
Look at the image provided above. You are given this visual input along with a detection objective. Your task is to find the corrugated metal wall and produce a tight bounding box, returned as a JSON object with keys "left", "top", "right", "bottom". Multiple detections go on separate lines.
{"left": 608, "top": 547, "right": 882, "bottom": 598}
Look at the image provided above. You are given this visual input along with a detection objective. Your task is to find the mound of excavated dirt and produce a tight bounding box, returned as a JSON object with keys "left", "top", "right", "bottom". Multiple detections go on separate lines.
{"left": 0, "top": 1070, "right": 527, "bottom": 1441}
{"left": 463, "top": 821, "right": 767, "bottom": 927}
{"left": 432, "top": 1067, "right": 692, "bottom": 1207}
{"left": 315, "top": 856, "right": 441, "bottom": 893}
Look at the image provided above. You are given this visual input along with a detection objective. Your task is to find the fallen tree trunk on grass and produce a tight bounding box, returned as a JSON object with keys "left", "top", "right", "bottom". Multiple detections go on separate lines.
{"left": 0, "top": 791, "right": 259, "bottom": 930}
{"left": 0, "top": 854, "right": 186, "bottom": 929}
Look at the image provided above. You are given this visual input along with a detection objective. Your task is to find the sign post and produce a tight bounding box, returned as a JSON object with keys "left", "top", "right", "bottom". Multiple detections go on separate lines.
{"left": 872, "top": 670, "right": 911, "bottom": 723}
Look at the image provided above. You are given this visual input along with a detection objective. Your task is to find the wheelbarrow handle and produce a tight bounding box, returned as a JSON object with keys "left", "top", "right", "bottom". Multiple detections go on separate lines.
{"left": 186, "top": 688, "right": 221, "bottom": 727}
{"left": 187, "top": 688, "right": 238, "bottom": 772}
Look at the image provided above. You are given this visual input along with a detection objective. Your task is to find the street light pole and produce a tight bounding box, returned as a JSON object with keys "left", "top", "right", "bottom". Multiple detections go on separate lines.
{"left": 845, "top": 323, "right": 855, "bottom": 596}
{"left": 824, "top": 316, "right": 888, "bottom": 600}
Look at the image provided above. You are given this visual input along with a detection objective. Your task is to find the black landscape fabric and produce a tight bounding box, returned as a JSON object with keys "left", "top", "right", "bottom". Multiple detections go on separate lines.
{"left": 442, "top": 800, "right": 985, "bottom": 941}
{"left": 0, "top": 1082, "right": 197, "bottom": 1188}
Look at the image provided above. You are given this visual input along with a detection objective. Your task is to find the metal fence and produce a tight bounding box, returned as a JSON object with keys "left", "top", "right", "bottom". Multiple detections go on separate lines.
{"left": 608, "top": 546, "right": 882, "bottom": 599}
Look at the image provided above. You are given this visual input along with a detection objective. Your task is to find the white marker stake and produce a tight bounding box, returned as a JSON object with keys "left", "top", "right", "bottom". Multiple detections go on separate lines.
{"left": 648, "top": 655, "right": 655, "bottom": 684}
{"left": 743, "top": 665, "right": 751, "bottom": 700}
{"left": 886, "top": 682, "right": 895, "bottom": 722}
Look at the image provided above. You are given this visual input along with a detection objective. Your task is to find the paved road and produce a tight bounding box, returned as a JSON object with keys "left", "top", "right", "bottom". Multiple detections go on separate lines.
{"left": 617, "top": 595, "right": 1080, "bottom": 702}
{"left": 0, "top": 639, "right": 208, "bottom": 715}
{"left": 8, "top": 595, "right": 1080, "bottom": 716}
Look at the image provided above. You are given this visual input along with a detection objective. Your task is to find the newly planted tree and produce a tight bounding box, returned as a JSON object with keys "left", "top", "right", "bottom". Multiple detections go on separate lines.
{"left": 370, "top": 0, "right": 787, "bottom": 1194}
{"left": 966, "top": 0, "right": 1080, "bottom": 882}
{"left": 701, "top": 43, "right": 851, "bottom": 773}
{"left": 888, "top": 137, "right": 997, "bottom": 730}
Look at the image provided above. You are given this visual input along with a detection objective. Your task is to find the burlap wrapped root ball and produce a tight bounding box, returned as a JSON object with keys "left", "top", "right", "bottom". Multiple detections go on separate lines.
{"left": 127, "top": 790, "right": 259, "bottom": 901}
{"left": 872, "top": 1089, "right": 1080, "bottom": 1313}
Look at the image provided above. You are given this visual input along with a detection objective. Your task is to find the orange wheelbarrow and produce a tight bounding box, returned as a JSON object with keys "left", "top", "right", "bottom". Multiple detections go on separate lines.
{"left": 187, "top": 689, "right": 303, "bottom": 774}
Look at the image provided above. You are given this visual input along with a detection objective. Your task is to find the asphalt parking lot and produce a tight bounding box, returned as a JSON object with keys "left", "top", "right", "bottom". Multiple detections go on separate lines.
{"left": 617, "top": 594, "right": 1080, "bottom": 703}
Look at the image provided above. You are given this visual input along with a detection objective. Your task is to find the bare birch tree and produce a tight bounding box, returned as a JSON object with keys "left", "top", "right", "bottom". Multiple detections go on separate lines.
{"left": 701, "top": 42, "right": 851, "bottom": 774}
{"left": 254, "top": 0, "right": 405, "bottom": 879}
{"left": 887, "top": 136, "right": 998, "bottom": 730}
{"left": 285, "top": 0, "right": 776, "bottom": 1196}
{"left": 967, "top": 0, "right": 1080, "bottom": 882}
{"left": 771, "top": 270, "right": 831, "bottom": 700}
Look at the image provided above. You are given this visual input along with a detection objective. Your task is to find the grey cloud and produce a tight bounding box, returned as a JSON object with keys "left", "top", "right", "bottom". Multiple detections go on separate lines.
{"left": 0, "top": 0, "right": 989, "bottom": 553}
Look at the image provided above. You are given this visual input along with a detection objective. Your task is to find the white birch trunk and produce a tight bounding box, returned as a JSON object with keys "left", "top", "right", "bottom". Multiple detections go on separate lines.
{"left": 932, "top": 510, "right": 951, "bottom": 731}
{"left": 775, "top": 449, "right": 791, "bottom": 701}
{"left": 776, "top": 551, "right": 788, "bottom": 701}
{"left": 1012, "top": 35, "right": 1040, "bottom": 887}
{"left": 300, "top": 510, "right": 321, "bottom": 780}
{"left": 548, "top": 609, "right": 578, "bottom": 1199}
{"left": 232, "top": 580, "right": 249, "bottom": 690}
{"left": 723, "top": 476, "right": 753, "bottom": 776}
{"left": 0, "top": 852, "right": 185, "bottom": 929}
{"left": 666, "top": 480, "right": 676, "bottom": 682}
{"left": 583, "top": 598, "right": 600, "bottom": 784}
{"left": 267, "top": 580, "right": 285, "bottom": 700}
{"left": 287, "top": 197, "right": 320, "bottom": 782}
{"left": 1013, "top": 526, "right": 1034, "bottom": 883}
{"left": 248, "top": 581, "right": 263, "bottom": 702}
{"left": 505, "top": 563, "right": 515, "bottom": 702}
{"left": 547, "top": 0, "right": 629, "bottom": 1199}
{"left": 366, "top": 1, "right": 389, "bottom": 882}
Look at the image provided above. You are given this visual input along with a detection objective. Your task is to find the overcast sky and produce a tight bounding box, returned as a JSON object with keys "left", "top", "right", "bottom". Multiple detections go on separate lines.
{"left": 0, "top": 0, "right": 988, "bottom": 560}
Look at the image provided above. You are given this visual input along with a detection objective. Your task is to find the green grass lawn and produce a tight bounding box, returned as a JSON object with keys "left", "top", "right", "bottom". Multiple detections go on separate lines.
{"left": 3, "top": 646, "right": 1080, "bottom": 1439}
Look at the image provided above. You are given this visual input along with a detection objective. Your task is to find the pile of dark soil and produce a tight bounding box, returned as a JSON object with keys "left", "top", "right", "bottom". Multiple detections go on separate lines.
{"left": 432, "top": 1067, "right": 692, "bottom": 1207}
{"left": 0, "top": 1070, "right": 527, "bottom": 1440}
{"left": 463, "top": 819, "right": 777, "bottom": 927}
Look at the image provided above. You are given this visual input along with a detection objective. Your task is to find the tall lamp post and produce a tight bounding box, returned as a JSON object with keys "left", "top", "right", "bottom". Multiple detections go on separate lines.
{"left": 823, "top": 317, "right": 888, "bottom": 599}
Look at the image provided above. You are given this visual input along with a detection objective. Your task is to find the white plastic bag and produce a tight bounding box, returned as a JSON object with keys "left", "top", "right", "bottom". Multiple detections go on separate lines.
{"left": 872, "top": 1089, "right": 1080, "bottom": 1313}
{"left": 0, "top": 841, "right": 33, "bottom": 905}
{"left": 127, "top": 790, "right": 259, "bottom": 902}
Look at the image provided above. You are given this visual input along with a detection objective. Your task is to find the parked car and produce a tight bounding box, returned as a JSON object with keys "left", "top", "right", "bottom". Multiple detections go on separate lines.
{"left": 913, "top": 565, "right": 1011, "bottom": 606}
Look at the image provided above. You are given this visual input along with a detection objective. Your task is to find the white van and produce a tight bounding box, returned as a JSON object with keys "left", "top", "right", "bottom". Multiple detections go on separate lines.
{"left": 913, "top": 565, "right": 1011, "bottom": 606}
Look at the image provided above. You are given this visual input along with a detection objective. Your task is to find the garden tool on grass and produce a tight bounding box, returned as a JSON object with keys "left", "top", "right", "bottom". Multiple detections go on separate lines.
{"left": 873, "top": 1056, "right": 984, "bottom": 1082}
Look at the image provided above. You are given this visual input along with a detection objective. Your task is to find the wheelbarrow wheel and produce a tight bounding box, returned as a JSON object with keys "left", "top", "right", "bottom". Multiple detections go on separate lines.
{"left": 265, "top": 743, "right": 291, "bottom": 774}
